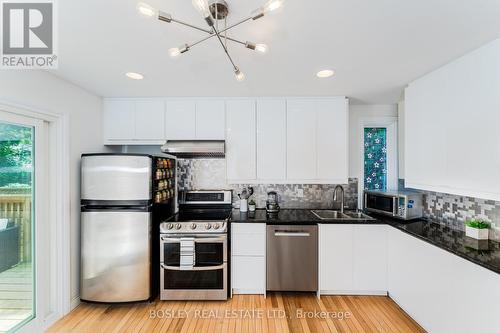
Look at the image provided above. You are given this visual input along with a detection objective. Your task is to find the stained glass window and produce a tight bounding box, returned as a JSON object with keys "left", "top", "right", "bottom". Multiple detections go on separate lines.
{"left": 364, "top": 127, "right": 387, "bottom": 190}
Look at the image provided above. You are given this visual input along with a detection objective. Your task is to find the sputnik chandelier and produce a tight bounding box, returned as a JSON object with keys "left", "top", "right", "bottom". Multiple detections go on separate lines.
{"left": 137, "top": 0, "right": 285, "bottom": 81}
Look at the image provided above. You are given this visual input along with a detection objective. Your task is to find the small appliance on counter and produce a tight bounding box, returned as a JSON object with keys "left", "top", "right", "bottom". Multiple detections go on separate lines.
{"left": 266, "top": 191, "right": 280, "bottom": 214}
{"left": 364, "top": 190, "right": 423, "bottom": 220}
{"left": 80, "top": 153, "right": 176, "bottom": 303}
{"left": 237, "top": 187, "right": 253, "bottom": 212}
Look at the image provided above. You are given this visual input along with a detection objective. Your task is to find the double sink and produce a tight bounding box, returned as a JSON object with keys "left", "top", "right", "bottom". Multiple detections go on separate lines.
{"left": 310, "top": 210, "right": 376, "bottom": 222}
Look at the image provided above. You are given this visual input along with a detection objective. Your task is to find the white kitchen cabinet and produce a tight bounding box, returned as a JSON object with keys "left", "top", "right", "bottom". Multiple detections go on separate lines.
{"left": 231, "top": 223, "right": 266, "bottom": 295}
{"left": 352, "top": 225, "right": 387, "bottom": 293}
{"left": 286, "top": 99, "right": 317, "bottom": 180}
{"left": 316, "top": 98, "right": 348, "bottom": 182}
{"left": 319, "top": 224, "right": 353, "bottom": 292}
{"left": 135, "top": 100, "right": 165, "bottom": 140}
{"left": 231, "top": 256, "right": 266, "bottom": 295}
{"left": 405, "top": 39, "right": 500, "bottom": 201}
{"left": 226, "top": 100, "right": 256, "bottom": 182}
{"left": 195, "top": 100, "right": 225, "bottom": 139}
{"left": 103, "top": 99, "right": 165, "bottom": 144}
{"left": 286, "top": 98, "right": 348, "bottom": 183}
{"left": 165, "top": 100, "right": 196, "bottom": 140}
{"left": 103, "top": 100, "right": 135, "bottom": 141}
{"left": 319, "top": 224, "right": 388, "bottom": 295}
{"left": 388, "top": 227, "right": 500, "bottom": 333}
{"left": 256, "top": 99, "right": 286, "bottom": 180}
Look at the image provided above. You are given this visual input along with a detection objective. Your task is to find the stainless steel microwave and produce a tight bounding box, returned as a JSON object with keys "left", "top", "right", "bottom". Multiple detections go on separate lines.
{"left": 364, "top": 190, "right": 423, "bottom": 220}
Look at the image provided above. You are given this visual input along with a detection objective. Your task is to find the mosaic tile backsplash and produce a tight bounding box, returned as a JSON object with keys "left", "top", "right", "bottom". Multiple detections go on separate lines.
{"left": 177, "top": 159, "right": 358, "bottom": 210}
{"left": 363, "top": 127, "right": 387, "bottom": 191}
{"left": 399, "top": 179, "right": 500, "bottom": 241}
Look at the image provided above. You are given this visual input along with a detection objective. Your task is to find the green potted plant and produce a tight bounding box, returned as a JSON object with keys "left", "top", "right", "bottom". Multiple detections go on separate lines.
{"left": 465, "top": 219, "right": 490, "bottom": 240}
{"left": 248, "top": 199, "right": 256, "bottom": 212}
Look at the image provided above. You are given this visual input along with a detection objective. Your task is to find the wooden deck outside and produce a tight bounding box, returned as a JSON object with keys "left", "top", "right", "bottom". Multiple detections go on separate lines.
{"left": 47, "top": 293, "right": 425, "bottom": 333}
{"left": 0, "top": 263, "right": 33, "bottom": 333}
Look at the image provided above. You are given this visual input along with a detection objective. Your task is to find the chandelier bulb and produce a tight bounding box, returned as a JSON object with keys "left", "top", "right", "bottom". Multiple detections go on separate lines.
{"left": 263, "top": 0, "right": 284, "bottom": 13}
{"left": 234, "top": 68, "right": 245, "bottom": 82}
{"left": 192, "top": 0, "right": 211, "bottom": 17}
{"left": 169, "top": 48, "right": 181, "bottom": 58}
{"left": 255, "top": 44, "right": 268, "bottom": 53}
{"left": 137, "top": 2, "right": 157, "bottom": 18}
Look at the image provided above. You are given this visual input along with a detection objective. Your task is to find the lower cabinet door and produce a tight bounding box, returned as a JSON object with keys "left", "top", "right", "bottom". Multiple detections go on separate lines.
{"left": 231, "top": 256, "right": 265, "bottom": 294}
{"left": 352, "top": 225, "right": 388, "bottom": 293}
{"left": 319, "top": 224, "right": 353, "bottom": 292}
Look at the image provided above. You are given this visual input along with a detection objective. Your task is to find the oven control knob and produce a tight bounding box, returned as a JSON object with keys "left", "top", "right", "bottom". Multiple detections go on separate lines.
{"left": 205, "top": 223, "right": 212, "bottom": 230}
{"left": 175, "top": 223, "right": 181, "bottom": 230}
{"left": 213, "top": 223, "right": 220, "bottom": 230}
{"left": 167, "top": 223, "right": 174, "bottom": 230}
{"left": 190, "top": 223, "right": 197, "bottom": 230}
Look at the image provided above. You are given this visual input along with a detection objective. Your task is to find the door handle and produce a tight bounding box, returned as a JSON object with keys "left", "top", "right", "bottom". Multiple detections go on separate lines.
{"left": 160, "top": 236, "right": 226, "bottom": 243}
{"left": 274, "top": 231, "right": 310, "bottom": 237}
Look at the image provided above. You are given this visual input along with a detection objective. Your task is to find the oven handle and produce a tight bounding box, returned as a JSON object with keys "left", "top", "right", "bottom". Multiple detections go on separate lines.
{"left": 160, "top": 263, "right": 225, "bottom": 271}
{"left": 160, "top": 236, "right": 226, "bottom": 243}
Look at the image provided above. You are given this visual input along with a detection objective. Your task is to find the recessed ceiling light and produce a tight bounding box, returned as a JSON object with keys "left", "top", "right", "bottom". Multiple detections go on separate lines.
{"left": 126, "top": 72, "right": 144, "bottom": 80}
{"left": 316, "top": 69, "right": 335, "bottom": 78}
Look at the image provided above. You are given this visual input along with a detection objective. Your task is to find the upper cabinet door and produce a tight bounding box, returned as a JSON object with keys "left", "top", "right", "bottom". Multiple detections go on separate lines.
{"left": 103, "top": 100, "right": 135, "bottom": 141}
{"left": 286, "top": 99, "right": 317, "bottom": 180}
{"left": 256, "top": 99, "right": 286, "bottom": 180}
{"left": 226, "top": 100, "right": 256, "bottom": 181}
{"left": 316, "top": 98, "right": 348, "bottom": 182}
{"left": 165, "top": 100, "right": 196, "bottom": 140}
{"left": 135, "top": 100, "right": 165, "bottom": 140}
{"left": 195, "top": 100, "right": 225, "bottom": 140}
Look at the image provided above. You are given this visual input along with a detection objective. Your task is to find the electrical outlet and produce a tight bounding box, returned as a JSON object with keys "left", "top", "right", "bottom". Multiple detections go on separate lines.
{"left": 297, "top": 189, "right": 304, "bottom": 198}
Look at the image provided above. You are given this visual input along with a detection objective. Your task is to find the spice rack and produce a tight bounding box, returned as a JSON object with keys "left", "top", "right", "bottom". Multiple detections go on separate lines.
{"left": 153, "top": 157, "right": 175, "bottom": 204}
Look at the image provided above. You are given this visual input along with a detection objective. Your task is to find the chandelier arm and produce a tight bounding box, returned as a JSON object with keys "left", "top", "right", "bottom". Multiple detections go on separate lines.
{"left": 182, "top": 16, "right": 254, "bottom": 48}
{"left": 212, "top": 26, "right": 238, "bottom": 70}
{"left": 187, "top": 34, "right": 245, "bottom": 49}
{"left": 168, "top": 18, "right": 213, "bottom": 34}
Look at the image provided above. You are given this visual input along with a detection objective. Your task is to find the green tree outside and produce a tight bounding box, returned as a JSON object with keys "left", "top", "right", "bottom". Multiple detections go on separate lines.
{"left": 0, "top": 123, "right": 33, "bottom": 188}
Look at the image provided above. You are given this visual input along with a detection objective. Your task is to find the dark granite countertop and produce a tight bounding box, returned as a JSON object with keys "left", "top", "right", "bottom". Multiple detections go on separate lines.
{"left": 378, "top": 215, "right": 500, "bottom": 275}
{"left": 230, "top": 209, "right": 384, "bottom": 225}
{"left": 230, "top": 209, "right": 500, "bottom": 275}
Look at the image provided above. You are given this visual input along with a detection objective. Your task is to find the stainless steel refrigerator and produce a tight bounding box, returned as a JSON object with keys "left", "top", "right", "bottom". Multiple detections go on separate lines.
{"left": 80, "top": 153, "right": 176, "bottom": 303}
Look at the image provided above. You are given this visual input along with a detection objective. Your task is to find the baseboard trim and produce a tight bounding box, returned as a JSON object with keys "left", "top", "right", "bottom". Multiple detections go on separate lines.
{"left": 320, "top": 290, "right": 388, "bottom": 296}
{"left": 70, "top": 296, "right": 80, "bottom": 311}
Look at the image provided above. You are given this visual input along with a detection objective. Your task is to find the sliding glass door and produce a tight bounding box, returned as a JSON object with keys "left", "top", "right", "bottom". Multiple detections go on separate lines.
{"left": 0, "top": 111, "right": 44, "bottom": 333}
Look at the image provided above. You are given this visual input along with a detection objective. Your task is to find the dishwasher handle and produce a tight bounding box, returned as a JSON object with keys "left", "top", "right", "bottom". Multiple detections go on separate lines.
{"left": 274, "top": 230, "right": 311, "bottom": 237}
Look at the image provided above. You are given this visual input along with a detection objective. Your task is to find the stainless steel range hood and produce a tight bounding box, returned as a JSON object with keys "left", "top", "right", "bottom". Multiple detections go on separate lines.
{"left": 161, "top": 140, "right": 225, "bottom": 158}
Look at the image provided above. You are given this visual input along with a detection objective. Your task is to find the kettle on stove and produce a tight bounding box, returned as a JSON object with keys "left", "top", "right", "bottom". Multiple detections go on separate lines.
{"left": 266, "top": 191, "right": 280, "bottom": 213}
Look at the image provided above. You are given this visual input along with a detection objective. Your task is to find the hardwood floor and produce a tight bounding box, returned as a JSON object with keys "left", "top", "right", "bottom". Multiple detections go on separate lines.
{"left": 46, "top": 294, "right": 425, "bottom": 333}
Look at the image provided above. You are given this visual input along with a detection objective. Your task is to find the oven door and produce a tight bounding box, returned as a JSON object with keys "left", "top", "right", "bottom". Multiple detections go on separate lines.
{"left": 364, "top": 192, "right": 397, "bottom": 216}
{"left": 160, "top": 234, "right": 227, "bottom": 300}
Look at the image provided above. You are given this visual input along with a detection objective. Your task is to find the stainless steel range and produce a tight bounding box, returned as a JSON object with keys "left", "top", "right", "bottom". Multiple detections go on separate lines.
{"left": 159, "top": 190, "right": 232, "bottom": 300}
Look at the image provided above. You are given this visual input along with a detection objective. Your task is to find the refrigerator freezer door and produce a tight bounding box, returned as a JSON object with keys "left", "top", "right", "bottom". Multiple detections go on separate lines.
{"left": 81, "top": 210, "right": 151, "bottom": 302}
{"left": 81, "top": 155, "right": 152, "bottom": 202}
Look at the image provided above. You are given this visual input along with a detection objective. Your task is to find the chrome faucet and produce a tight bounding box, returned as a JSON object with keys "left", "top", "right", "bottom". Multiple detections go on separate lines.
{"left": 333, "top": 185, "right": 345, "bottom": 213}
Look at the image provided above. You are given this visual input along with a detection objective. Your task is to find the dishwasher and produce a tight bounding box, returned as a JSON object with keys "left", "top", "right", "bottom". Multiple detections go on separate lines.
{"left": 266, "top": 225, "right": 318, "bottom": 292}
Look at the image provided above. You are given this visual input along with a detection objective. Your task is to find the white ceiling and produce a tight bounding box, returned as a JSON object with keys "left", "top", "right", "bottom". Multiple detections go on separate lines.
{"left": 54, "top": 0, "right": 500, "bottom": 104}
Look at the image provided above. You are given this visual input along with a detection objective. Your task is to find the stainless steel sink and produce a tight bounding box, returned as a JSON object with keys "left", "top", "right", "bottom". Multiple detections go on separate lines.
{"left": 310, "top": 210, "right": 350, "bottom": 220}
{"left": 310, "top": 210, "right": 376, "bottom": 221}
{"left": 344, "top": 211, "right": 376, "bottom": 221}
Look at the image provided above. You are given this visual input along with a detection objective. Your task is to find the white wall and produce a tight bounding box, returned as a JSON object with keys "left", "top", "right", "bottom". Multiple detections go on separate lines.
{"left": 348, "top": 104, "right": 398, "bottom": 179}
{"left": 0, "top": 71, "right": 106, "bottom": 307}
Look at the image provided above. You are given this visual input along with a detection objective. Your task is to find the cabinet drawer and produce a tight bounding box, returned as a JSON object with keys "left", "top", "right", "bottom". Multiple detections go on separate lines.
{"left": 231, "top": 256, "right": 265, "bottom": 294}
{"left": 231, "top": 223, "right": 266, "bottom": 256}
